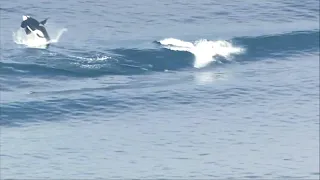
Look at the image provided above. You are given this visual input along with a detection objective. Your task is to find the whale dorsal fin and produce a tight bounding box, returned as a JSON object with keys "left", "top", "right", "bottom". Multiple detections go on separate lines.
{"left": 40, "top": 18, "right": 49, "bottom": 25}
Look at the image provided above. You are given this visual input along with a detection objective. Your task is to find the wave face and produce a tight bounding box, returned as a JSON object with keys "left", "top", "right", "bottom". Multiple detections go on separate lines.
{"left": 1, "top": 30, "right": 318, "bottom": 78}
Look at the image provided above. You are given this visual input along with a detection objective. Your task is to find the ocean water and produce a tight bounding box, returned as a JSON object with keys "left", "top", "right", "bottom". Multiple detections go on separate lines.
{"left": 0, "top": 0, "right": 319, "bottom": 179}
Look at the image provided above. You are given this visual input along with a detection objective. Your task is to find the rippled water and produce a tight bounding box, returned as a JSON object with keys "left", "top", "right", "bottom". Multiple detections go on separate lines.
{"left": 0, "top": 0, "right": 319, "bottom": 179}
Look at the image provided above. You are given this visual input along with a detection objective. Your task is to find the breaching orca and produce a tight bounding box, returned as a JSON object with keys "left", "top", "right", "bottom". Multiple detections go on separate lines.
{"left": 20, "top": 15, "right": 51, "bottom": 47}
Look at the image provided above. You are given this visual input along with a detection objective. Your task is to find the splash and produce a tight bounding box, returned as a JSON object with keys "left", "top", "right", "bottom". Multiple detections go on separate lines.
{"left": 159, "top": 38, "right": 245, "bottom": 68}
{"left": 13, "top": 28, "right": 68, "bottom": 49}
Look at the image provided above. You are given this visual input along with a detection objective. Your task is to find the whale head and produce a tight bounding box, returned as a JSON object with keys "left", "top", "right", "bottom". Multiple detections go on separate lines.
{"left": 22, "top": 15, "right": 30, "bottom": 21}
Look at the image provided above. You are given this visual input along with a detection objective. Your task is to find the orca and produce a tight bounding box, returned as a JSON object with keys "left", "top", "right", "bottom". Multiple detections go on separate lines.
{"left": 20, "top": 15, "right": 51, "bottom": 47}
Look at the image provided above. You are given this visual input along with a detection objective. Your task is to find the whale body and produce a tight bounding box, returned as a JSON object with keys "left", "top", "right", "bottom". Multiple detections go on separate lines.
{"left": 20, "top": 15, "right": 51, "bottom": 48}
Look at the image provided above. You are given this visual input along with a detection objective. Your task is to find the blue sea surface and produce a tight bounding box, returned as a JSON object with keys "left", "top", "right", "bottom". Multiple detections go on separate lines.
{"left": 0, "top": 0, "right": 319, "bottom": 179}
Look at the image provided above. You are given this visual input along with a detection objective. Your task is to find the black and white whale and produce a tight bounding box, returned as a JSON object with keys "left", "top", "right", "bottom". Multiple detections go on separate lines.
{"left": 20, "top": 15, "right": 51, "bottom": 46}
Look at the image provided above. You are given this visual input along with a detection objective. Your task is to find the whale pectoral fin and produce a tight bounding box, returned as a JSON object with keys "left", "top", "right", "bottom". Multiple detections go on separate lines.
{"left": 25, "top": 28, "right": 31, "bottom": 35}
{"left": 21, "top": 21, "right": 27, "bottom": 28}
{"left": 26, "top": 25, "right": 34, "bottom": 32}
{"left": 40, "top": 18, "right": 49, "bottom": 25}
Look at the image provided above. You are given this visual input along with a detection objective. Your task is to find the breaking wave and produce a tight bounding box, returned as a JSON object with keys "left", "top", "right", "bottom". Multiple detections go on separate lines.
{"left": 158, "top": 38, "right": 245, "bottom": 68}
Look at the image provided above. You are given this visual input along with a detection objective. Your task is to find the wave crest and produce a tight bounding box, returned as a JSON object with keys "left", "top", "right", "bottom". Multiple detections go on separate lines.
{"left": 159, "top": 38, "right": 245, "bottom": 68}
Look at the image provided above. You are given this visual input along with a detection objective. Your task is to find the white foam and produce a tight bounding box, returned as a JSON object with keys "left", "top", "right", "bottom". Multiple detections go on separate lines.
{"left": 78, "top": 64, "right": 103, "bottom": 69}
{"left": 13, "top": 28, "right": 68, "bottom": 49}
{"left": 159, "top": 38, "right": 245, "bottom": 68}
{"left": 72, "top": 55, "right": 111, "bottom": 62}
{"left": 69, "top": 55, "right": 111, "bottom": 70}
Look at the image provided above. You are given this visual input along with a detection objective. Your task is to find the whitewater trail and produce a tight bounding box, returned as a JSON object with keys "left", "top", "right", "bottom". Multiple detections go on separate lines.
{"left": 13, "top": 28, "right": 68, "bottom": 49}
{"left": 159, "top": 38, "right": 245, "bottom": 68}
